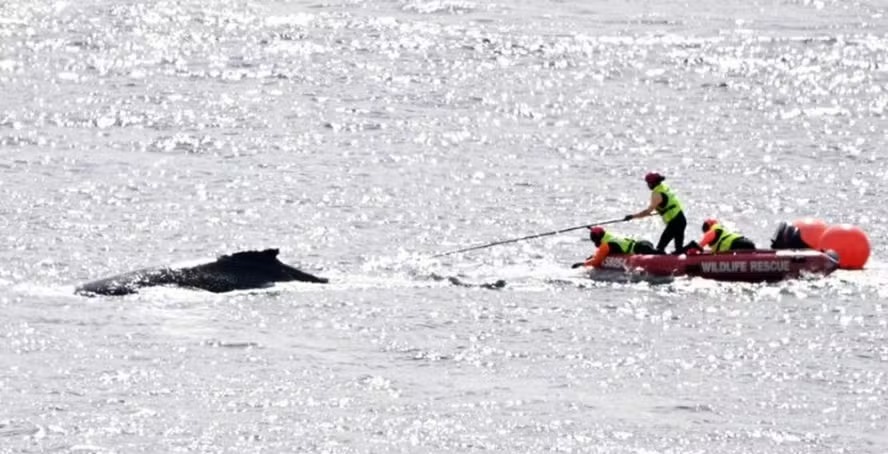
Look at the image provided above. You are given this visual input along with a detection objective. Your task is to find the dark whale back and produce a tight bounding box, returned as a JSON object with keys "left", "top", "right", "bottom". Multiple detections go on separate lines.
{"left": 180, "top": 249, "right": 329, "bottom": 292}
{"left": 74, "top": 267, "right": 179, "bottom": 296}
{"left": 76, "top": 248, "right": 328, "bottom": 296}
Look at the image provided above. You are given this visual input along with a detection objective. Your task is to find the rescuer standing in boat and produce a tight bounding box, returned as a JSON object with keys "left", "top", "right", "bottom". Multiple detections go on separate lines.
{"left": 623, "top": 172, "right": 688, "bottom": 254}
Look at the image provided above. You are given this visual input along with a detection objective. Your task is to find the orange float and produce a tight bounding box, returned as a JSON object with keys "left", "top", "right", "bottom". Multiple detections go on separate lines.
{"left": 793, "top": 217, "right": 829, "bottom": 249}
{"left": 818, "top": 224, "right": 870, "bottom": 270}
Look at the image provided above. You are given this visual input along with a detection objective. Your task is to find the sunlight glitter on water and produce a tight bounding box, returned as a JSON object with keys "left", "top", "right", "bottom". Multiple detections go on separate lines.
{"left": 1, "top": 0, "right": 887, "bottom": 452}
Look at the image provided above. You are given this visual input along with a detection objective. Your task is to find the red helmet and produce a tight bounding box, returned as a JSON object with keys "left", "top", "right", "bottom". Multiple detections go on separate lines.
{"left": 589, "top": 226, "right": 605, "bottom": 243}
{"left": 644, "top": 172, "right": 664, "bottom": 186}
{"left": 701, "top": 218, "right": 719, "bottom": 233}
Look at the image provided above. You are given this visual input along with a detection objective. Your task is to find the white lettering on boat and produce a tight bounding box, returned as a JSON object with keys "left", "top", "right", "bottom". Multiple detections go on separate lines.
{"left": 700, "top": 261, "right": 747, "bottom": 273}
{"left": 603, "top": 256, "right": 628, "bottom": 269}
{"left": 700, "top": 260, "right": 791, "bottom": 273}
{"left": 748, "top": 260, "right": 791, "bottom": 272}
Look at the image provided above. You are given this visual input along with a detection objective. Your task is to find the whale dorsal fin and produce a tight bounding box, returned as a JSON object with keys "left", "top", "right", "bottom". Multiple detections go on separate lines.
{"left": 218, "top": 248, "right": 280, "bottom": 264}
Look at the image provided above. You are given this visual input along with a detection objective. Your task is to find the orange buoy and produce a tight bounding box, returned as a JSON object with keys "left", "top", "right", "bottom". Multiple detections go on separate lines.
{"left": 793, "top": 217, "right": 829, "bottom": 249}
{"left": 818, "top": 224, "right": 870, "bottom": 270}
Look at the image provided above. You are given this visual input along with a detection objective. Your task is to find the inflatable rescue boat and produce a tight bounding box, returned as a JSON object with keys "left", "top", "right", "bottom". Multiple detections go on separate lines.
{"left": 595, "top": 249, "right": 839, "bottom": 283}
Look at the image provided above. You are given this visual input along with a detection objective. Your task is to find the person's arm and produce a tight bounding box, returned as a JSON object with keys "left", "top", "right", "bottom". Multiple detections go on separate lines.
{"left": 584, "top": 243, "right": 611, "bottom": 268}
{"left": 627, "top": 192, "right": 663, "bottom": 220}
{"left": 699, "top": 229, "right": 716, "bottom": 249}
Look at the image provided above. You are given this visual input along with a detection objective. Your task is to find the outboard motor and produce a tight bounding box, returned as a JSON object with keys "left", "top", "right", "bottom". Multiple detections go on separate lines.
{"left": 770, "top": 222, "right": 811, "bottom": 250}
{"left": 824, "top": 249, "right": 841, "bottom": 266}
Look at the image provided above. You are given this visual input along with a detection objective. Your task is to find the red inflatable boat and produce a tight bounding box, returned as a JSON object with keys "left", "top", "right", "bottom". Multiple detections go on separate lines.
{"left": 595, "top": 249, "right": 839, "bottom": 283}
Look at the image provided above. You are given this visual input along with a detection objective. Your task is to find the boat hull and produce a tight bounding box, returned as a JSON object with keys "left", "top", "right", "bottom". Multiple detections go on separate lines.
{"left": 596, "top": 249, "right": 839, "bottom": 283}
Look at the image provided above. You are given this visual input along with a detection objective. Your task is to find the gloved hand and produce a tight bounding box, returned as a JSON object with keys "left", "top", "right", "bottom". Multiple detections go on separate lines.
{"left": 682, "top": 241, "right": 703, "bottom": 255}
{"left": 623, "top": 214, "right": 633, "bottom": 221}
{"left": 571, "top": 262, "right": 585, "bottom": 269}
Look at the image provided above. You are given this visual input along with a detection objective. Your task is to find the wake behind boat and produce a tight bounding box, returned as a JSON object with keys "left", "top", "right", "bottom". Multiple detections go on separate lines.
{"left": 593, "top": 249, "right": 840, "bottom": 283}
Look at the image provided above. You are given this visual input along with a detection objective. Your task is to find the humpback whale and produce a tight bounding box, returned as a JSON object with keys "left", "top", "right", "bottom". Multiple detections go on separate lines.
{"left": 76, "top": 248, "right": 328, "bottom": 296}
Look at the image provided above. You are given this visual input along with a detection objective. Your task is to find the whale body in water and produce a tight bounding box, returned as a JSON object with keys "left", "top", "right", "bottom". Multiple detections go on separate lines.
{"left": 76, "top": 248, "right": 328, "bottom": 296}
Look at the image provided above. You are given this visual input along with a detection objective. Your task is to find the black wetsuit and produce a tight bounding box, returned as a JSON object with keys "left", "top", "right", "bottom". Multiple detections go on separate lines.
{"left": 633, "top": 240, "right": 660, "bottom": 255}
{"left": 726, "top": 236, "right": 756, "bottom": 251}
{"left": 657, "top": 211, "right": 687, "bottom": 254}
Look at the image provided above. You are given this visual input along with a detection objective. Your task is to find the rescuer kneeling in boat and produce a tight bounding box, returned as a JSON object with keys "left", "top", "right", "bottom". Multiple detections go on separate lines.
{"left": 696, "top": 218, "right": 756, "bottom": 253}
{"left": 571, "top": 226, "right": 660, "bottom": 268}
{"left": 623, "top": 172, "right": 688, "bottom": 255}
